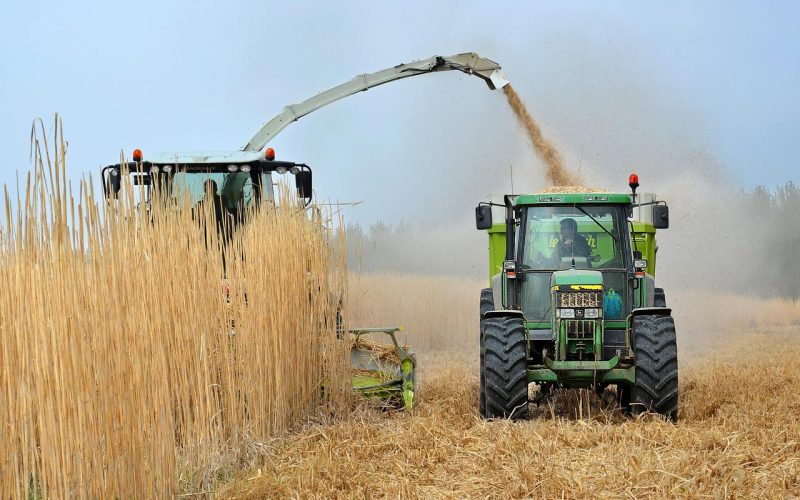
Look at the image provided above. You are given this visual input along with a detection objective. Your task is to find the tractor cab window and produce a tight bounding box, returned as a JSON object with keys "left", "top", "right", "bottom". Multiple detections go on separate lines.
{"left": 522, "top": 205, "right": 627, "bottom": 271}
{"left": 519, "top": 204, "right": 630, "bottom": 322}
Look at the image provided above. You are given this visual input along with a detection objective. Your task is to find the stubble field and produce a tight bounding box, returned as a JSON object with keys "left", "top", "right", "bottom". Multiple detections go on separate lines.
{"left": 222, "top": 275, "right": 800, "bottom": 498}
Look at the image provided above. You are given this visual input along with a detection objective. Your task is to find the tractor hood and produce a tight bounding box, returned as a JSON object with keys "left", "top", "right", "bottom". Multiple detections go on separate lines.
{"left": 551, "top": 269, "right": 603, "bottom": 288}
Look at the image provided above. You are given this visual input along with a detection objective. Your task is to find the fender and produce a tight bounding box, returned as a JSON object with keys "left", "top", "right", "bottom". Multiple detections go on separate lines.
{"left": 483, "top": 309, "right": 525, "bottom": 320}
{"left": 630, "top": 307, "right": 672, "bottom": 317}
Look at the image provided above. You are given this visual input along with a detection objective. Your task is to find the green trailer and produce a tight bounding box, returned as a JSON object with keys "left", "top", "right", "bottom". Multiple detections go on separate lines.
{"left": 475, "top": 175, "right": 677, "bottom": 421}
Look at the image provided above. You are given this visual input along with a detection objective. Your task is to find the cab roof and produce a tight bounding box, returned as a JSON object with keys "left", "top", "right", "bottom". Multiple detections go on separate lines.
{"left": 513, "top": 193, "right": 632, "bottom": 206}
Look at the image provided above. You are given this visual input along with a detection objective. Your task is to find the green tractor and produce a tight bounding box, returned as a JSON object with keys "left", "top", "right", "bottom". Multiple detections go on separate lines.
{"left": 475, "top": 175, "right": 677, "bottom": 421}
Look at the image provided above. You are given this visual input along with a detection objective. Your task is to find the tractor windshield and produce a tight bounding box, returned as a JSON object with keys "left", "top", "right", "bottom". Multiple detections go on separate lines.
{"left": 522, "top": 205, "right": 628, "bottom": 271}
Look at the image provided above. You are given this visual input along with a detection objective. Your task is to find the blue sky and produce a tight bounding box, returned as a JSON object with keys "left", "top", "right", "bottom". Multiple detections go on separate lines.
{"left": 1, "top": 1, "right": 798, "bottom": 223}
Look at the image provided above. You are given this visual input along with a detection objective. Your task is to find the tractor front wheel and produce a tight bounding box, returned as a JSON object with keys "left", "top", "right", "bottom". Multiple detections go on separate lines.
{"left": 632, "top": 314, "right": 679, "bottom": 421}
{"left": 482, "top": 315, "right": 529, "bottom": 420}
{"left": 479, "top": 288, "right": 493, "bottom": 417}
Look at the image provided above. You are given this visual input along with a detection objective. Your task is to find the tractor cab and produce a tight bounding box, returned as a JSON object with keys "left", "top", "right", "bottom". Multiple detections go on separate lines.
{"left": 101, "top": 148, "right": 312, "bottom": 217}
{"left": 516, "top": 199, "right": 633, "bottom": 323}
{"left": 475, "top": 177, "right": 678, "bottom": 421}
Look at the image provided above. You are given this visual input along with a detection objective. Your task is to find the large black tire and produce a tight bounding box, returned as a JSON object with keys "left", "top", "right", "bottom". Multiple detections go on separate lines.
{"left": 479, "top": 288, "right": 493, "bottom": 417}
{"left": 631, "top": 314, "right": 679, "bottom": 421}
{"left": 483, "top": 315, "right": 529, "bottom": 420}
{"left": 654, "top": 287, "right": 667, "bottom": 307}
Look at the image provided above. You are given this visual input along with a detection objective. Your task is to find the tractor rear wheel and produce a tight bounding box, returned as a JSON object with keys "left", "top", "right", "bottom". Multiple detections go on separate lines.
{"left": 482, "top": 315, "right": 529, "bottom": 420}
{"left": 632, "top": 314, "right": 678, "bottom": 421}
{"left": 479, "top": 288, "right": 493, "bottom": 417}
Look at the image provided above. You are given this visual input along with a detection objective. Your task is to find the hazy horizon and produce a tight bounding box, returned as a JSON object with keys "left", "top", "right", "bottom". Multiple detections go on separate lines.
{"left": 2, "top": 1, "right": 799, "bottom": 227}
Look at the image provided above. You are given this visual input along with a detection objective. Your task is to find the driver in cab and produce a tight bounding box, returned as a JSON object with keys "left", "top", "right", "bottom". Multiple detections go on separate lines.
{"left": 533, "top": 217, "right": 592, "bottom": 268}
{"left": 554, "top": 217, "right": 591, "bottom": 262}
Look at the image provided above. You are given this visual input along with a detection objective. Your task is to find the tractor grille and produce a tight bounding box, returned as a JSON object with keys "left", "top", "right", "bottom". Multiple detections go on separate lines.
{"left": 565, "top": 320, "right": 595, "bottom": 339}
{"left": 558, "top": 291, "right": 602, "bottom": 308}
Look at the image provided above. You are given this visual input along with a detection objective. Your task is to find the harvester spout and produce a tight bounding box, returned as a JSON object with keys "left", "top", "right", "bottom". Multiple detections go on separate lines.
{"left": 243, "top": 52, "right": 509, "bottom": 152}
{"left": 426, "top": 53, "right": 510, "bottom": 90}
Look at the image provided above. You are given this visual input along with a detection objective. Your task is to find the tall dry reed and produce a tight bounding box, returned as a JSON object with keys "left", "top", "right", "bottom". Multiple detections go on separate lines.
{"left": 0, "top": 117, "right": 349, "bottom": 497}
{"left": 348, "top": 273, "right": 484, "bottom": 355}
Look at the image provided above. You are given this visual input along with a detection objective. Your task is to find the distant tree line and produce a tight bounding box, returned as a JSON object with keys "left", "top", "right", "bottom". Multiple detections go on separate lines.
{"left": 739, "top": 181, "right": 800, "bottom": 301}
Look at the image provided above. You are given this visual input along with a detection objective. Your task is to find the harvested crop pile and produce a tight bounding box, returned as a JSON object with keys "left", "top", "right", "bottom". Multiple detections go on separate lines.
{"left": 540, "top": 185, "right": 607, "bottom": 194}
{"left": 220, "top": 327, "right": 800, "bottom": 498}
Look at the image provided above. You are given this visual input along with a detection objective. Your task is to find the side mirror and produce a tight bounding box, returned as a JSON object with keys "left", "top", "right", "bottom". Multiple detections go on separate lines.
{"left": 653, "top": 204, "right": 669, "bottom": 229}
{"left": 295, "top": 170, "right": 312, "bottom": 199}
{"left": 105, "top": 169, "right": 121, "bottom": 198}
{"left": 475, "top": 205, "right": 493, "bottom": 230}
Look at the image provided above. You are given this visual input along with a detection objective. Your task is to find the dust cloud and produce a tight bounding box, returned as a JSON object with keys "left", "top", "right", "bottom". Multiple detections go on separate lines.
{"left": 503, "top": 84, "right": 580, "bottom": 186}
{"left": 343, "top": 46, "right": 796, "bottom": 356}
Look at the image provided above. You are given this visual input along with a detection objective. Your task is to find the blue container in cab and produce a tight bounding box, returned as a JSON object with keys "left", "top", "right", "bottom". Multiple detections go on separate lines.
{"left": 603, "top": 289, "right": 623, "bottom": 319}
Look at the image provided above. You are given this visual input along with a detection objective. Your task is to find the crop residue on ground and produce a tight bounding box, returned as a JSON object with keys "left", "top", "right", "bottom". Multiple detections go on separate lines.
{"left": 221, "top": 327, "right": 800, "bottom": 498}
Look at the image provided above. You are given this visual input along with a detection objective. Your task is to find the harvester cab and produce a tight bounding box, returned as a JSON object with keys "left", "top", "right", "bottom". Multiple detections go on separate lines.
{"left": 475, "top": 177, "right": 677, "bottom": 421}
{"left": 101, "top": 149, "right": 312, "bottom": 215}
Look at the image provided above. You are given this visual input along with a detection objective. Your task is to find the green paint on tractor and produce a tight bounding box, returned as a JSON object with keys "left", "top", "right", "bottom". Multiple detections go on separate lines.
{"left": 550, "top": 268, "right": 603, "bottom": 286}
{"left": 476, "top": 184, "right": 678, "bottom": 421}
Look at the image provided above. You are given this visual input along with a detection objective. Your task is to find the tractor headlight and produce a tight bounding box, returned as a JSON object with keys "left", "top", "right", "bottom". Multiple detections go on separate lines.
{"left": 558, "top": 308, "right": 575, "bottom": 319}
{"left": 584, "top": 308, "right": 601, "bottom": 319}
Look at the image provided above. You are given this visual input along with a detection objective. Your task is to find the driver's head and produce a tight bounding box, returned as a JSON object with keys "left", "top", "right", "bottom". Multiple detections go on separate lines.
{"left": 203, "top": 179, "right": 218, "bottom": 199}
{"left": 560, "top": 218, "right": 578, "bottom": 239}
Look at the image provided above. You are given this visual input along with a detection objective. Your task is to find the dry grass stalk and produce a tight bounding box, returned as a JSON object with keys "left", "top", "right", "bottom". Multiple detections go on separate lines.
{"left": 0, "top": 117, "right": 349, "bottom": 498}
{"left": 351, "top": 335, "right": 406, "bottom": 364}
